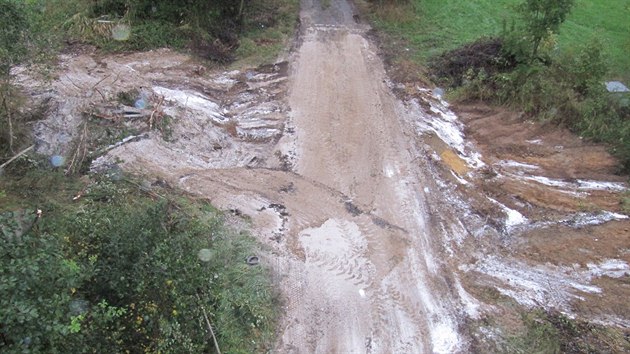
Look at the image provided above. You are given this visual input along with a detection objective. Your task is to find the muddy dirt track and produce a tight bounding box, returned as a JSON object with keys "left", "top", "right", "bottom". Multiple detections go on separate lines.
{"left": 279, "top": 1, "right": 462, "bottom": 352}
{"left": 18, "top": 0, "right": 630, "bottom": 352}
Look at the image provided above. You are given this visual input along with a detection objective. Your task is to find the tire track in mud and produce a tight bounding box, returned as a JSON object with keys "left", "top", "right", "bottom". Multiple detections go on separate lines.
{"left": 276, "top": 1, "right": 464, "bottom": 352}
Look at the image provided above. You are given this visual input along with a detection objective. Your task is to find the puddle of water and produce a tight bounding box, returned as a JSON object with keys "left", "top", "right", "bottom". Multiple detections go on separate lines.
{"left": 441, "top": 149, "right": 469, "bottom": 176}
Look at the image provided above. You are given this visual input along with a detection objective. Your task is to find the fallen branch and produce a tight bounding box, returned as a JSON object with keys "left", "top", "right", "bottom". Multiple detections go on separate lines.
{"left": 1, "top": 92, "right": 14, "bottom": 153}
{"left": 91, "top": 74, "right": 111, "bottom": 90}
{"left": 195, "top": 293, "right": 222, "bottom": 354}
{"left": 87, "top": 104, "right": 153, "bottom": 121}
{"left": 0, "top": 145, "right": 34, "bottom": 170}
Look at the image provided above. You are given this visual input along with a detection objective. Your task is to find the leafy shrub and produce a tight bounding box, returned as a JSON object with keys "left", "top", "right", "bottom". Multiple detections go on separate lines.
{"left": 0, "top": 0, "right": 29, "bottom": 77}
{"left": 0, "top": 173, "right": 277, "bottom": 353}
{"left": 435, "top": 25, "right": 630, "bottom": 171}
{"left": 516, "top": 0, "right": 575, "bottom": 60}
{"left": 0, "top": 209, "right": 87, "bottom": 351}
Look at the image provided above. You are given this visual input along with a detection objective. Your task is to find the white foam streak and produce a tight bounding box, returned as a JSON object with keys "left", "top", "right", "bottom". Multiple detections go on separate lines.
{"left": 487, "top": 197, "right": 528, "bottom": 229}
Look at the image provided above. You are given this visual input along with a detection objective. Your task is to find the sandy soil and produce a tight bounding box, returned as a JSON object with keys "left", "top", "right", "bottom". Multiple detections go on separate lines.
{"left": 15, "top": 0, "right": 630, "bottom": 352}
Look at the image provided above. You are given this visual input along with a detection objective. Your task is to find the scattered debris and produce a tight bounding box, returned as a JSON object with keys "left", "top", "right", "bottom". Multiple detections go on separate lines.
{"left": 605, "top": 81, "right": 629, "bottom": 93}
{"left": 246, "top": 256, "right": 260, "bottom": 266}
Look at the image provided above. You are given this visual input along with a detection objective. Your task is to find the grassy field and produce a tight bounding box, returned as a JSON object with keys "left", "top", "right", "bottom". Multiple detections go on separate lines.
{"left": 372, "top": 0, "right": 630, "bottom": 82}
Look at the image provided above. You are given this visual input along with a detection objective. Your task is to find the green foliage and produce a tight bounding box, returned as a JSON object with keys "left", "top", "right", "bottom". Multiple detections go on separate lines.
{"left": 370, "top": 0, "right": 630, "bottom": 83}
{"left": 491, "top": 38, "right": 630, "bottom": 170}
{"left": 515, "top": 0, "right": 575, "bottom": 59}
{"left": 411, "top": 0, "right": 630, "bottom": 171}
{"left": 500, "top": 0, "right": 575, "bottom": 66}
{"left": 0, "top": 209, "right": 88, "bottom": 352}
{"left": 0, "top": 170, "right": 277, "bottom": 352}
{"left": 0, "top": 0, "right": 29, "bottom": 77}
{"left": 505, "top": 309, "right": 561, "bottom": 353}
{"left": 556, "top": 37, "right": 607, "bottom": 97}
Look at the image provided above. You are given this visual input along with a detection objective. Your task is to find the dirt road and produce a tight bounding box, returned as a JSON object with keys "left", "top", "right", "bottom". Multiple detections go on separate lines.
{"left": 21, "top": 0, "right": 629, "bottom": 351}
{"left": 104, "top": 0, "right": 469, "bottom": 351}
{"left": 276, "top": 0, "right": 464, "bottom": 352}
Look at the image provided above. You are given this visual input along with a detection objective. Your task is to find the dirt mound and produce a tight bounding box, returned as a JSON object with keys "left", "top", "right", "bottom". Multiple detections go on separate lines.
{"left": 429, "top": 37, "right": 510, "bottom": 86}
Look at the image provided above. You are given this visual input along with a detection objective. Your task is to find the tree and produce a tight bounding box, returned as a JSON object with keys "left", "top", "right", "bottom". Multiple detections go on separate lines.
{"left": 517, "top": 0, "right": 575, "bottom": 59}
{"left": 0, "top": 0, "right": 29, "bottom": 77}
{"left": 0, "top": 0, "right": 30, "bottom": 154}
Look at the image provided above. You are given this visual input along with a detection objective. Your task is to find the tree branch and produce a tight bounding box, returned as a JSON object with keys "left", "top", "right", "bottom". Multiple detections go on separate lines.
{"left": 195, "top": 293, "right": 222, "bottom": 354}
{"left": 0, "top": 144, "right": 34, "bottom": 170}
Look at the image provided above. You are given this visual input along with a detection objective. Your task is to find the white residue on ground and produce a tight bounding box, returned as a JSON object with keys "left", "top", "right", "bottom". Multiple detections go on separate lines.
{"left": 439, "top": 220, "right": 469, "bottom": 257}
{"left": 451, "top": 171, "right": 469, "bottom": 185}
{"left": 431, "top": 322, "right": 461, "bottom": 354}
{"left": 496, "top": 160, "right": 540, "bottom": 170}
{"left": 454, "top": 277, "right": 482, "bottom": 319}
{"left": 152, "top": 86, "right": 229, "bottom": 124}
{"left": 586, "top": 259, "right": 630, "bottom": 279}
{"left": 464, "top": 256, "right": 602, "bottom": 310}
{"left": 403, "top": 236, "right": 461, "bottom": 353}
{"left": 466, "top": 256, "right": 630, "bottom": 324}
{"left": 522, "top": 175, "right": 627, "bottom": 192}
{"left": 560, "top": 211, "right": 629, "bottom": 228}
{"left": 513, "top": 211, "right": 628, "bottom": 233}
{"left": 409, "top": 98, "right": 485, "bottom": 169}
{"left": 487, "top": 197, "right": 528, "bottom": 230}
{"left": 211, "top": 72, "right": 238, "bottom": 87}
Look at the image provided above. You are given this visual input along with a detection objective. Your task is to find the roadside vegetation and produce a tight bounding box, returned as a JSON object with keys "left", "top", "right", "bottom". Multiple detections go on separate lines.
{"left": 1, "top": 0, "right": 296, "bottom": 352}
{"left": 0, "top": 161, "right": 278, "bottom": 352}
{"left": 368, "top": 0, "right": 630, "bottom": 172}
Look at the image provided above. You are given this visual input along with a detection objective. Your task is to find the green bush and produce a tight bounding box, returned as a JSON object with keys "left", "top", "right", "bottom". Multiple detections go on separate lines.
{"left": 0, "top": 0, "right": 29, "bottom": 77}
{"left": 0, "top": 210, "right": 86, "bottom": 352}
{"left": 0, "top": 172, "right": 277, "bottom": 353}
{"left": 438, "top": 25, "right": 630, "bottom": 171}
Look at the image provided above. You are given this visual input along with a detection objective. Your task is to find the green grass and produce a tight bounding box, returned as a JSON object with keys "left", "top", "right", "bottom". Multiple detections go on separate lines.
{"left": 560, "top": 0, "right": 630, "bottom": 82}
{"left": 372, "top": 0, "right": 630, "bottom": 82}
{"left": 234, "top": 0, "right": 299, "bottom": 67}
